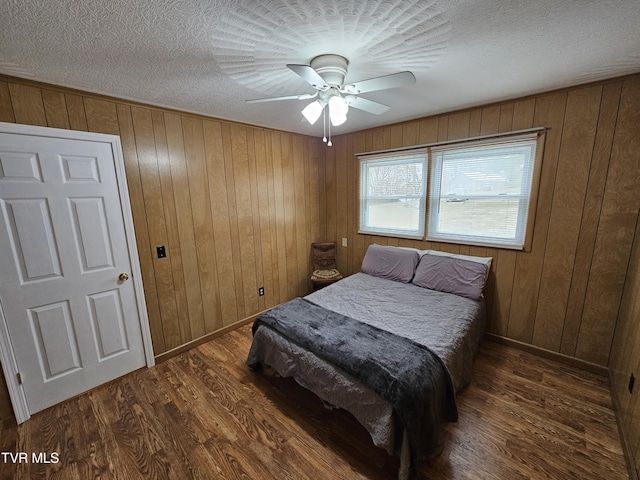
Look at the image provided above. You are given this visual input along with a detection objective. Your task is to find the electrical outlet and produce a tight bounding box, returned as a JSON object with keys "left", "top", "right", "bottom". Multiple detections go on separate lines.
{"left": 156, "top": 245, "right": 166, "bottom": 258}
{"left": 258, "top": 287, "right": 265, "bottom": 296}
{"left": 629, "top": 373, "right": 635, "bottom": 394}
{"left": 342, "top": 237, "right": 347, "bottom": 247}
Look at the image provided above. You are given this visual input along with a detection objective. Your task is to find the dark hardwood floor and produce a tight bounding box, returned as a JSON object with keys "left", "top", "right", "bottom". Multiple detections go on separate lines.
{"left": 0, "top": 324, "right": 628, "bottom": 479}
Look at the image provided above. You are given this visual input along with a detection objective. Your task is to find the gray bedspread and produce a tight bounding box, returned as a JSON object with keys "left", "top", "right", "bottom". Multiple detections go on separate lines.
{"left": 250, "top": 297, "right": 458, "bottom": 462}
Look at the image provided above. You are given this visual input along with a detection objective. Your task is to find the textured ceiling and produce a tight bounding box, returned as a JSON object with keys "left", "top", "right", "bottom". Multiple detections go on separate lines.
{"left": 1, "top": 0, "right": 639, "bottom": 136}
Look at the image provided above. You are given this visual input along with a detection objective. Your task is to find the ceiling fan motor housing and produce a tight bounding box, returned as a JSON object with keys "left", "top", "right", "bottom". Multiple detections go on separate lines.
{"left": 310, "top": 54, "right": 348, "bottom": 87}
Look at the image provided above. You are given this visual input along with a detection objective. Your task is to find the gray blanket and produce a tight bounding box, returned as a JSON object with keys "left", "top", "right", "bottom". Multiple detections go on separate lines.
{"left": 307, "top": 272, "right": 485, "bottom": 393}
{"left": 249, "top": 297, "right": 458, "bottom": 467}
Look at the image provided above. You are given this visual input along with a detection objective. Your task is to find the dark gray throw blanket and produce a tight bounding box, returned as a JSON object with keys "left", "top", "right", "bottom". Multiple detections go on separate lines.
{"left": 249, "top": 297, "right": 458, "bottom": 473}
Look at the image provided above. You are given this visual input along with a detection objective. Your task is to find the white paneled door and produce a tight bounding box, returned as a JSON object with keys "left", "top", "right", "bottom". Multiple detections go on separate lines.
{"left": 0, "top": 124, "right": 152, "bottom": 420}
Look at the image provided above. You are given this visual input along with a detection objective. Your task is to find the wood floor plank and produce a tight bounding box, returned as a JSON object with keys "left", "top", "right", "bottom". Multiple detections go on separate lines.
{"left": 0, "top": 325, "right": 628, "bottom": 479}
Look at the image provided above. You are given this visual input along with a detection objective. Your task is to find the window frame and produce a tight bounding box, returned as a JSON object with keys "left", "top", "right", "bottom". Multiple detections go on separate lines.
{"left": 358, "top": 150, "right": 428, "bottom": 240}
{"left": 427, "top": 135, "right": 541, "bottom": 250}
{"left": 356, "top": 129, "right": 545, "bottom": 251}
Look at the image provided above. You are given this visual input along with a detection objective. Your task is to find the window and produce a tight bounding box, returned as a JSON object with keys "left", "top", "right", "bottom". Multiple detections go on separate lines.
{"left": 359, "top": 152, "right": 427, "bottom": 239}
{"left": 357, "top": 131, "right": 542, "bottom": 250}
{"left": 428, "top": 137, "right": 538, "bottom": 249}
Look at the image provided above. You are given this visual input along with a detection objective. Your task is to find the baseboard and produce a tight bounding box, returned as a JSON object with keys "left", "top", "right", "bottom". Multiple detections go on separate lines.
{"left": 154, "top": 309, "right": 268, "bottom": 364}
{"left": 484, "top": 333, "right": 609, "bottom": 377}
{"left": 609, "top": 370, "right": 639, "bottom": 480}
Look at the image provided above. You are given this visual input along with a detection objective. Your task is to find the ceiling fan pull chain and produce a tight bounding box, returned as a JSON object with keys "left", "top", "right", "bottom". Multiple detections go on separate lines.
{"left": 323, "top": 107, "right": 328, "bottom": 143}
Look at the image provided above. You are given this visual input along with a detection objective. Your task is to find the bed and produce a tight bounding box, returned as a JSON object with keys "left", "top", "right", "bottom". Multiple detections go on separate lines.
{"left": 247, "top": 244, "right": 490, "bottom": 479}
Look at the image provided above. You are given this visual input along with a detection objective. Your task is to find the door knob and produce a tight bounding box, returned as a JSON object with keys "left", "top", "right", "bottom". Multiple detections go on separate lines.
{"left": 119, "top": 272, "right": 129, "bottom": 281}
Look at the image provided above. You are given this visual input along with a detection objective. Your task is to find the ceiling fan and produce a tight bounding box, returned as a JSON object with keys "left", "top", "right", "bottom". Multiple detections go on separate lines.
{"left": 246, "top": 54, "right": 416, "bottom": 144}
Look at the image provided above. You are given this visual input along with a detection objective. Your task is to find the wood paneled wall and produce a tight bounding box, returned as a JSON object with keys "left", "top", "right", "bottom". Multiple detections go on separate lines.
{"left": 0, "top": 76, "right": 325, "bottom": 423}
{"left": 324, "top": 75, "right": 640, "bottom": 370}
{"left": 610, "top": 186, "right": 640, "bottom": 475}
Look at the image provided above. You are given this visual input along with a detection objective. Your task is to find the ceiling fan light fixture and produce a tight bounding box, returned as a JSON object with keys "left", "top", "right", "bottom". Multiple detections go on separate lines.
{"left": 330, "top": 112, "right": 347, "bottom": 127}
{"left": 248, "top": 54, "right": 414, "bottom": 145}
{"left": 301, "top": 100, "right": 324, "bottom": 125}
{"left": 328, "top": 95, "right": 348, "bottom": 126}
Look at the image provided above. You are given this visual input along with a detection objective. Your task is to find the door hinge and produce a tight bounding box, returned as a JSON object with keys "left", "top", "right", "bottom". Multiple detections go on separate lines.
{"left": 16, "top": 372, "right": 22, "bottom": 384}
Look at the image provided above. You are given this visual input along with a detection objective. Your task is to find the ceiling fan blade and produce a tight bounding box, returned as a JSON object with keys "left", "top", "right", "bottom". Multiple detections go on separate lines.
{"left": 344, "top": 96, "right": 390, "bottom": 115}
{"left": 245, "top": 92, "right": 317, "bottom": 104}
{"left": 342, "top": 71, "right": 416, "bottom": 94}
{"left": 287, "top": 64, "right": 329, "bottom": 90}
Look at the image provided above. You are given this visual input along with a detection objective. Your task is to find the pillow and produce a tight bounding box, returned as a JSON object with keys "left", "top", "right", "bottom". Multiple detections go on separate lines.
{"left": 422, "top": 249, "right": 492, "bottom": 281}
{"left": 361, "top": 244, "right": 420, "bottom": 283}
{"left": 412, "top": 253, "right": 489, "bottom": 300}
